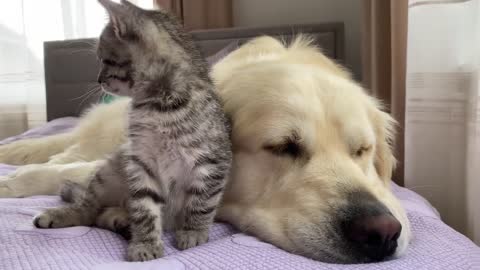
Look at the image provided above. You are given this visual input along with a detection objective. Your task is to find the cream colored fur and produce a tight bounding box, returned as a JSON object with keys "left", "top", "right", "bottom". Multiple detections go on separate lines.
{"left": 0, "top": 36, "right": 410, "bottom": 262}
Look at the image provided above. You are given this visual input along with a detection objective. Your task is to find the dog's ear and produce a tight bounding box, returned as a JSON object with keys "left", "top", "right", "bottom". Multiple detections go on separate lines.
{"left": 372, "top": 107, "right": 397, "bottom": 183}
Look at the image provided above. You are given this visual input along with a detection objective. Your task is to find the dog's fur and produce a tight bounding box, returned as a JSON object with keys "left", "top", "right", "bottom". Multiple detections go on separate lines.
{"left": 0, "top": 36, "right": 410, "bottom": 263}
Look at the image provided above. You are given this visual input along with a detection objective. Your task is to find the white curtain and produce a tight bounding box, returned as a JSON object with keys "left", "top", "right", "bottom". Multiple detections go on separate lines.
{"left": 406, "top": 0, "right": 480, "bottom": 244}
{"left": 0, "top": 0, "right": 153, "bottom": 140}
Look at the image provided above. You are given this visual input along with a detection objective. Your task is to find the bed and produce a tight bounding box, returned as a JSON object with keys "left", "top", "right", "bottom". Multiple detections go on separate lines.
{"left": 1, "top": 23, "right": 479, "bottom": 270}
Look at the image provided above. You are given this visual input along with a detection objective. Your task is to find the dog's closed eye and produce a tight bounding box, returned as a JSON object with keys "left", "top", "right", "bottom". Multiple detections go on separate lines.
{"left": 354, "top": 145, "right": 372, "bottom": 158}
{"left": 263, "top": 136, "right": 303, "bottom": 158}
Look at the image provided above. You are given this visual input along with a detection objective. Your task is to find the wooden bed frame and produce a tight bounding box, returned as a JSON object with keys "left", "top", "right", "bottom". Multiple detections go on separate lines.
{"left": 43, "top": 23, "right": 344, "bottom": 121}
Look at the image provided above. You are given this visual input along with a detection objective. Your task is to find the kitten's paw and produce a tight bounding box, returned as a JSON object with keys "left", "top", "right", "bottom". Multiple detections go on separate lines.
{"left": 127, "top": 241, "right": 164, "bottom": 261}
{"left": 175, "top": 229, "right": 209, "bottom": 250}
{"left": 33, "top": 208, "right": 75, "bottom": 228}
{"left": 96, "top": 207, "right": 131, "bottom": 239}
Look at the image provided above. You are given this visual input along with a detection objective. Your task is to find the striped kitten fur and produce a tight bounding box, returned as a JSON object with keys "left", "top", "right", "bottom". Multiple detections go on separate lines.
{"left": 33, "top": 0, "right": 232, "bottom": 262}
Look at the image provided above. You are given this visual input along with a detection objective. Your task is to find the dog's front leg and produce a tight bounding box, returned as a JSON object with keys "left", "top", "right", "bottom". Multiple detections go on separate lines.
{"left": 0, "top": 160, "right": 103, "bottom": 198}
{"left": 0, "top": 133, "right": 73, "bottom": 165}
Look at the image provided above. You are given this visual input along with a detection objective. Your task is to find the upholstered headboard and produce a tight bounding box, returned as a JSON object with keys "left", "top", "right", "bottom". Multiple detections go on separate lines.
{"left": 44, "top": 23, "right": 344, "bottom": 121}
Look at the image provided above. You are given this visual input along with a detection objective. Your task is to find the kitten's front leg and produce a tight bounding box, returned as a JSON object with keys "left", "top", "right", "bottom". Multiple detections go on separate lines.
{"left": 125, "top": 155, "right": 165, "bottom": 261}
{"left": 177, "top": 166, "right": 228, "bottom": 250}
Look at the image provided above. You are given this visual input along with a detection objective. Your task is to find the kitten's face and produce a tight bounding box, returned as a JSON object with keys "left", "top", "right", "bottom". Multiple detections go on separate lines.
{"left": 96, "top": 0, "right": 176, "bottom": 97}
{"left": 97, "top": 23, "right": 135, "bottom": 96}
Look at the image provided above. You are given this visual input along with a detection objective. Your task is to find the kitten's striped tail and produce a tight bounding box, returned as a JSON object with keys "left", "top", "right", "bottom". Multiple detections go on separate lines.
{"left": 60, "top": 180, "right": 87, "bottom": 204}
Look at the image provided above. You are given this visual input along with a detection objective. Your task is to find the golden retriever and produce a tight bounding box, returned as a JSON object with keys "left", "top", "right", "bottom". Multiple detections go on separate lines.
{"left": 0, "top": 36, "right": 410, "bottom": 263}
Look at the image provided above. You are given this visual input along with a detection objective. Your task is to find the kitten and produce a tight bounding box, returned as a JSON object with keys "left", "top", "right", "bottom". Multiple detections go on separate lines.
{"left": 33, "top": 0, "right": 232, "bottom": 262}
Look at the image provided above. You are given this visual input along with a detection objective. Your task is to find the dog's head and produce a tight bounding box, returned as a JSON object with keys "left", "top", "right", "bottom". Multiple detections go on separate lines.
{"left": 213, "top": 36, "right": 411, "bottom": 263}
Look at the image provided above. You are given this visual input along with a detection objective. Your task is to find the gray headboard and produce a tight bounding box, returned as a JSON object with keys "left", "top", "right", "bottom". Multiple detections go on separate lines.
{"left": 44, "top": 23, "right": 344, "bottom": 121}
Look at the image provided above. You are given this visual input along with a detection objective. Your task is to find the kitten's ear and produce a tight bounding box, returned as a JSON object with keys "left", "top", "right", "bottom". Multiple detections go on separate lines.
{"left": 98, "top": 0, "right": 136, "bottom": 40}
{"left": 121, "top": 0, "right": 143, "bottom": 11}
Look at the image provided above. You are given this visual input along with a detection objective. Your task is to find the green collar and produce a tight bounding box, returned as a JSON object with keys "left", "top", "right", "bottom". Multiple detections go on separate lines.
{"left": 101, "top": 94, "right": 117, "bottom": 104}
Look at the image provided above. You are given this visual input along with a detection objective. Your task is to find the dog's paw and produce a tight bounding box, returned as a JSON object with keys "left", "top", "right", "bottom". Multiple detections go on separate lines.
{"left": 0, "top": 183, "right": 14, "bottom": 197}
{"left": 33, "top": 208, "right": 74, "bottom": 229}
{"left": 0, "top": 141, "right": 37, "bottom": 165}
{"left": 0, "top": 171, "right": 30, "bottom": 198}
{"left": 127, "top": 241, "right": 164, "bottom": 261}
{"left": 0, "top": 177, "right": 20, "bottom": 198}
{"left": 175, "top": 229, "right": 209, "bottom": 250}
{"left": 0, "top": 165, "right": 59, "bottom": 198}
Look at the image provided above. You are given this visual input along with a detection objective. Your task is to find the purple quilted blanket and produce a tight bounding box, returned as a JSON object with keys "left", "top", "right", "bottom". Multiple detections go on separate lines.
{"left": 1, "top": 118, "right": 479, "bottom": 270}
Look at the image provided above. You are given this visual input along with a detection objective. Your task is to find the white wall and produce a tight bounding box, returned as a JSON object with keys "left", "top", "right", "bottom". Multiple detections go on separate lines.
{"left": 233, "top": 0, "right": 362, "bottom": 79}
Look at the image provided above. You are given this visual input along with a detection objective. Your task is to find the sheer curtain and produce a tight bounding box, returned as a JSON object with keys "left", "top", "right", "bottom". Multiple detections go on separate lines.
{"left": 406, "top": 0, "right": 480, "bottom": 244}
{"left": 0, "top": 0, "right": 153, "bottom": 140}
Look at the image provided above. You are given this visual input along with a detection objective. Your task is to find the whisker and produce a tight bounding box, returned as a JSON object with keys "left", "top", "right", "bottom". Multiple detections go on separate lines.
{"left": 68, "top": 49, "right": 97, "bottom": 56}
{"left": 71, "top": 84, "right": 101, "bottom": 101}
{"left": 64, "top": 39, "right": 99, "bottom": 56}
{"left": 71, "top": 84, "right": 97, "bottom": 100}
{"left": 406, "top": 185, "right": 442, "bottom": 191}
{"left": 78, "top": 86, "right": 102, "bottom": 108}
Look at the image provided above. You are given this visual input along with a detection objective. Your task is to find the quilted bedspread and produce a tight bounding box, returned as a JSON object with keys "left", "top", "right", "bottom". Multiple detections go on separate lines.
{"left": 0, "top": 118, "right": 479, "bottom": 270}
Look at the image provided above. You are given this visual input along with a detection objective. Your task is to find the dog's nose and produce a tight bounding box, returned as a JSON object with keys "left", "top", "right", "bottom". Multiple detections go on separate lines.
{"left": 345, "top": 214, "right": 402, "bottom": 261}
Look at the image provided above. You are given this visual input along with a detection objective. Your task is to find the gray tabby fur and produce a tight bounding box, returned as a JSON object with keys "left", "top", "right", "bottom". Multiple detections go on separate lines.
{"left": 33, "top": 0, "right": 232, "bottom": 262}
